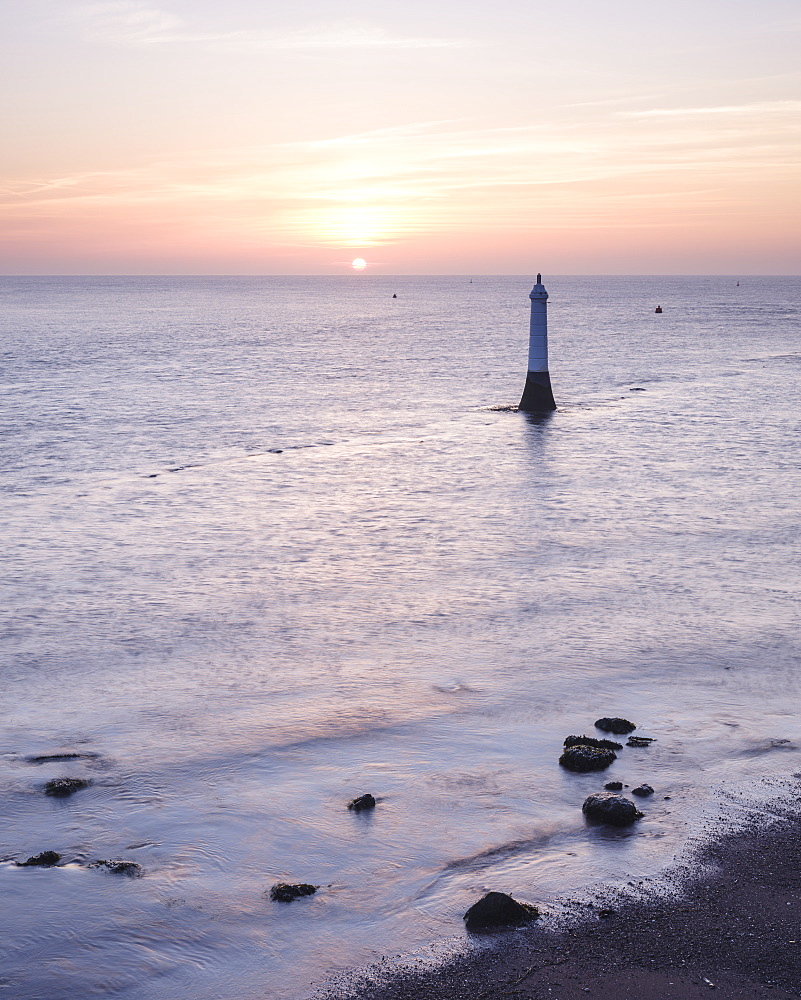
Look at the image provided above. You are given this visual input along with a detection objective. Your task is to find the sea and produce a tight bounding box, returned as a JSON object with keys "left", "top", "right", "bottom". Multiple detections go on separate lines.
{"left": 1, "top": 275, "right": 799, "bottom": 1000}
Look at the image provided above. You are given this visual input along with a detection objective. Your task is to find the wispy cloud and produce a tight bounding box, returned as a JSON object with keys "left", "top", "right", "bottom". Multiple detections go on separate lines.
{"left": 622, "top": 100, "right": 801, "bottom": 118}
{"left": 73, "top": 1, "right": 469, "bottom": 51}
{"left": 77, "top": 1, "right": 182, "bottom": 42}
{"left": 3, "top": 103, "right": 800, "bottom": 255}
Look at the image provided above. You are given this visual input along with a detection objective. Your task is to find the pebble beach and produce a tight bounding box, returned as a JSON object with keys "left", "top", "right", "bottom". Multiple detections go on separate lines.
{"left": 332, "top": 788, "right": 801, "bottom": 1000}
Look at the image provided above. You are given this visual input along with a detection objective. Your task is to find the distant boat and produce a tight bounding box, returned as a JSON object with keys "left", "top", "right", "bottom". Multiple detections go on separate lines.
{"left": 655, "top": 305, "right": 663, "bottom": 313}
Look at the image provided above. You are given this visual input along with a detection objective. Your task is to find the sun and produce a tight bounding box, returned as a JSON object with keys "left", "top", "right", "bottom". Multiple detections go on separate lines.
{"left": 351, "top": 258, "right": 367, "bottom": 271}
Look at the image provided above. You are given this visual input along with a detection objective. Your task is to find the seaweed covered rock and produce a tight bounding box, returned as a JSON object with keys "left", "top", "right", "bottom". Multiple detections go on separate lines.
{"left": 18, "top": 851, "right": 61, "bottom": 867}
{"left": 627, "top": 736, "right": 656, "bottom": 747}
{"left": 632, "top": 783, "right": 655, "bottom": 797}
{"left": 347, "top": 793, "right": 376, "bottom": 812}
{"left": 269, "top": 882, "right": 318, "bottom": 902}
{"left": 43, "top": 777, "right": 91, "bottom": 797}
{"left": 564, "top": 735, "right": 623, "bottom": 751}
{"left": 560, "top": 744, "right": 617, "bottom": 772}
{"left": 463, "top": 891, "right": 539, "bottom": 932}
{"left": 89, "top": 859, "right": 143, "bottom": 876}
{"left": 594, "top": 717, "right": 636, "bottom": 735}
{"left": 582, "top": 792, "right": 643, "bottom": 826}
{"left": 604, "top": 781, "right": 624, "bottom": 791}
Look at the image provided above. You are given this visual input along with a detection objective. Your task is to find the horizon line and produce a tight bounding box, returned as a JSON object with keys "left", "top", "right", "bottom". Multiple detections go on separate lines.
{"left": 0, "top": 272, "right": 797, "bottom": 279}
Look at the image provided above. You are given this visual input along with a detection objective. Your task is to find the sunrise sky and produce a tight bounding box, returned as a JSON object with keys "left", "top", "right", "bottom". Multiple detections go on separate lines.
{"left": 2, "top": 0, "right": 799, "bottom": 274}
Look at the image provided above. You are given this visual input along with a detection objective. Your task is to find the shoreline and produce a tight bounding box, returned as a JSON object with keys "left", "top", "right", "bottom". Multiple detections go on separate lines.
{"left": 327, "top": 785, "right": 801, "bottom": 1000}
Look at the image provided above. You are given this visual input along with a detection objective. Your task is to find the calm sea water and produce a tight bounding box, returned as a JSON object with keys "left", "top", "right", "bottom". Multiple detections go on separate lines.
{"left": 1, "top": 275, "right": 800, "bottom": 999}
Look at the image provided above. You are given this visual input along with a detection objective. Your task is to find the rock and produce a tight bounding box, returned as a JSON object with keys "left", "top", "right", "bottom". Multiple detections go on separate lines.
{"left": 627, "top": 736, "right": 656, "bottom": 747}
{"left": 594, "top": 717, "right": 636, "bottom": 734}
{"left": 582, "top": 792, "right": 643, "bottom": 826}
{"left": 269, "top": 882, "right": 318, "bottom": 902}
{"left": 604, "top": 781, "right": 624, "bottom": 791}
{"left": 43, "top": 777, "right": 91, "bottom": 797}
{"left": 25, "top": 752, "right": 99, "bottom": 763}
{"left": 18, "top": 851, "right": 61, "bottom": 867}
{"left": 560, "top": 744, "right": 617, "bottom": 772}
{"left": 564, "top": 735, "right": 623, "bottom": 751}
{"left": 463, "top": 891, "right": 539, "bottom": 932}
{"left": 347, "top": 793, "right": 376, "bottom": 812}
{"left": 632, "top": 784, "right": 655, "bottom": 797}
{"left": 89, "top": 859, "right": 143, "bottom": 876}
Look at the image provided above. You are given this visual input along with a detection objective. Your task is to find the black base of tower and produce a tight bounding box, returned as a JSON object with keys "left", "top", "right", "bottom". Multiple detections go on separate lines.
{"left": 519, "top": 370, "right": 556, "bottom": 412}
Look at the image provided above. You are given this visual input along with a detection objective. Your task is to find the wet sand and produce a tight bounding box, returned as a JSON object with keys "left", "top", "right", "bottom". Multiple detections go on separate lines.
{"left": 339, "top": 795, "right": 801, "bottom": 1000}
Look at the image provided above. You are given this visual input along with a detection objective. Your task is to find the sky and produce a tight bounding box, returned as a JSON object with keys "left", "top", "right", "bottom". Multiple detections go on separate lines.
{"left": 1, "top": 0, "right": 799, "bottom": 274}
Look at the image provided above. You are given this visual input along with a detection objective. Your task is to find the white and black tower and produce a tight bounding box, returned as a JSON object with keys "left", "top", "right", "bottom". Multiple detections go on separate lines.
{"left": 519, "top": 273, "right": 556, "bottom": 412}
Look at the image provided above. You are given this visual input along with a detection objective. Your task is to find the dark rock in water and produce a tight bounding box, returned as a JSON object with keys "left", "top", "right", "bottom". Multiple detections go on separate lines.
{"left": 595, "top": 717, "right": 636, "bottom": 735}
{"left": 18, "top": 851, "right": 61, "bottom": 867}
{"left": 43, "top": 777, "right": 91, "bottom": 797}
{"left": 26, "top": 751, "right": 100, "bottom": 763}
{"left": 627, "top": 736, "right": 656, "bottom": 747}
{"left": 632, "top": 784, "right": 655, "bottom": 797}
{"left": 270, "top": 882, "right": 318, "bottom": 902}
{"left": 604, "top": 781, "right": 624, "bottom": 791}
{"left": 582, "top": 792, "right": 643, "bottom": 826}
{"left": 463, "top": 891, "right": 539, "bottom": 932}
{"left": 560, "top": 744, "right": 617, "bottom": 772}
{"left": 348, "top": 793, "right": 376, "bottom": 812}
{"left": 89, "top": 859, "right": 143, "bottom": 876}
{"left": 564, "top": 735, "right": 623, "bottom": 751}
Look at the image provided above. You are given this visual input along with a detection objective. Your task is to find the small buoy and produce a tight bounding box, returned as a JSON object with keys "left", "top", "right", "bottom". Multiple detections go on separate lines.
{"left": 655, "top": 305, "right": 662, "bottom": 313}
{"left": 392, "top": 293, "right": 397, "bottom": 298}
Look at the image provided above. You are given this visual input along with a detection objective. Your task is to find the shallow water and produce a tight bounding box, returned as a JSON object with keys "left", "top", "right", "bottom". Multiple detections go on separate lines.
{"left": 1, "top": 275, "right": 800, "bottom": 998}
